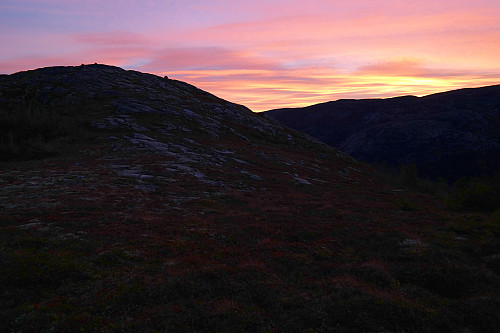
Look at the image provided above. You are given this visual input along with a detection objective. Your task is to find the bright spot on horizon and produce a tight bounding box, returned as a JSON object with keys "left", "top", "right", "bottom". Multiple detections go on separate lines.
{"left": 1, "top": 0, "right": 499, "bottom": 111}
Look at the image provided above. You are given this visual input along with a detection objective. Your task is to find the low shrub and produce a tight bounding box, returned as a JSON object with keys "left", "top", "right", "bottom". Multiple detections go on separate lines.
{"left": 0, "top": 94, "right": 74, "bottom": 159}
{"left": 0, "top": 249, "right": 89, "bottom": 288}
{"left": 447, "top": 175, "right": 500, "bottom": 212}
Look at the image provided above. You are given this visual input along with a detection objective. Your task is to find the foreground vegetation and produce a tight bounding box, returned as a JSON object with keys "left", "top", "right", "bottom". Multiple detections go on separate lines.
{"left": 373, "top": 163, "right": 500, "bottom": 213}
{"left": 1, "top": 65, "right": 498, "bottom": 332}
{"left": 1, "top": 165, "right": 499, "bottom": 332}
{"left": 1, "top": 214, "right": 498, "bottom": 332}
{"left": 1, "top": 136, "right": 499, "bottom": 332}
{"left": 0, "top": 91, "right": 75, "bottom": 159}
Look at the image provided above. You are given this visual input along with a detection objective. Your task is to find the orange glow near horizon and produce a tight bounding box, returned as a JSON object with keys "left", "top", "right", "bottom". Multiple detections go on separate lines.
{"left": 166, "top": 69, "right": 500, "bottom": 111}
{"left": 1, "top": 1, "right": 500, "bottom": 111}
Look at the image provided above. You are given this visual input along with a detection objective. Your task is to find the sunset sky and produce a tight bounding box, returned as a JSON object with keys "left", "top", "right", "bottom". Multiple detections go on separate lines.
{"left": 1, "top": 0, "right": 499, "bottom": 111}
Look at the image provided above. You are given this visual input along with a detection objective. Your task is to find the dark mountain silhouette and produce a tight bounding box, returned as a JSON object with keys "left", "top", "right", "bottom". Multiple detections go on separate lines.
{"left": 265, "top": 86, "right": 500, "bottom": 181}
{"left": 1, "top": 65, "right": 499, "bottom": 332}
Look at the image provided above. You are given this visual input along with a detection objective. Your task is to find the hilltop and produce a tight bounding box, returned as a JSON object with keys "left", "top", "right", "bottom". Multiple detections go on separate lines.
{"left": 1, "top": 65, "right": 499, "bottom": 332}
{"left": 265, "top": 86, "right": 500, "bottom": 181}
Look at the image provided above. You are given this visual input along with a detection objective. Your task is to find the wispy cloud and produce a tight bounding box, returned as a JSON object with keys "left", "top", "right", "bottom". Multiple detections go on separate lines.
{"left": 73, "top": 32, "right": 152, "bottom": 46}
{"left": 138, "top": 47, "right": 281, "bottom": 72}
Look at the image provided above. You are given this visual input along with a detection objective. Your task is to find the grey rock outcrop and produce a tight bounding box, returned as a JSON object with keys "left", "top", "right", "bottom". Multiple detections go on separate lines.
{"left": 0, "top": 63, "right": 339, "bottom": 187}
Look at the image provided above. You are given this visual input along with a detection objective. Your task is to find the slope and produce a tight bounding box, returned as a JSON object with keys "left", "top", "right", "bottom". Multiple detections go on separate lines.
{"left": 0, "top": 65, "right": 499, "bottom": 332}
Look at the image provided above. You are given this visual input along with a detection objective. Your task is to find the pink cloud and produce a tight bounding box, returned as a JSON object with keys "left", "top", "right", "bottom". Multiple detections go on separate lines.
{"left": 73, "top": 32, "right": 152, "bottom": 46}
{"left": 357, "top": 59, "right": 435, "bottom": 76}
{"left": 0, "top": 55, "right": 81, "bottom": 73}
{"left": 181, "top": 7, "right": 498, "bottom": 45}
{"left": 138, "top": 47, "right": 281, "bottom": 72}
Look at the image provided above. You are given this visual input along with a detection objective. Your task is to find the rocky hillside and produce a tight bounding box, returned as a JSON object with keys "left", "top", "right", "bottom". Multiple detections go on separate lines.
{"left": 1, "top": 65, "right": 499, "bottom": 332}
{"left": 266, "top": 86, "right": 500, "bottom": 181}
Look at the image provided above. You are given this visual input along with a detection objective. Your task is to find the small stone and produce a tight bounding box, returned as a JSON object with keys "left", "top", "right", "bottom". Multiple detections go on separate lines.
{"left": 294, "top": 176, "right": 311, "bottom": 185}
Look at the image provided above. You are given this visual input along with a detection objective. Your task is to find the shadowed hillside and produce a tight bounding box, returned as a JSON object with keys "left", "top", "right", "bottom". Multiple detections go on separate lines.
{"left": 266, "top": 86, "right": 500, "bottom": 181}
{"left": 1, "top": 65, "right": 499, "bottom": 332}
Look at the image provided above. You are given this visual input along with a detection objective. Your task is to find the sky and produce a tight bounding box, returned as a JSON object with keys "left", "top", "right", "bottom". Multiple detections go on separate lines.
{"left": 1, "top": 0, "right": 500, "bottom": 111}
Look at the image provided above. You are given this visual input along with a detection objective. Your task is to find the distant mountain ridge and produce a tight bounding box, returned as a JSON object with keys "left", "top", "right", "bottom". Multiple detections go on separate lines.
{"left": 265, "top": 85, "right": 500, "bottom": 181}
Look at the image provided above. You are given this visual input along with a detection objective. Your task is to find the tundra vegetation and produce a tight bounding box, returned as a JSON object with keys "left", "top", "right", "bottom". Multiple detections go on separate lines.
{"left": 0, "top": 65, "right": 499, "bottom": 332}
